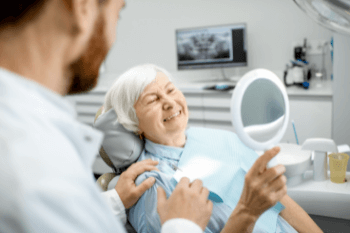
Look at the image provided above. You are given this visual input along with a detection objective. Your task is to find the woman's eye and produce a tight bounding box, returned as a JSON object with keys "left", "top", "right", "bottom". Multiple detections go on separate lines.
{"left": 168, "top": 88, "right": 175, "bottom": 93}
{"left": 148, "top": 97, "right": 158, "bottom": 104}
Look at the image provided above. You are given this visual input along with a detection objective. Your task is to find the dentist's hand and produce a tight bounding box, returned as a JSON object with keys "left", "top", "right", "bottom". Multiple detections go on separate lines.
{"left": 115, "top": 159, "right": 159, "bottom": 209}
{"left": 157, "top": 177, "right": 213, "bottom": 231}
{"left": 238, "top": 147, "right": 287, "bottom": 219}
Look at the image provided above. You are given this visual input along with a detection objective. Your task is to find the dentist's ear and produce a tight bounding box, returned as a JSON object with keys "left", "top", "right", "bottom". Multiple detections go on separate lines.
{"left": 67, "top": 0, "right": 99, "bottom": 36}
{"left": 61, "top": 0, "right": 99, "bottom": 62}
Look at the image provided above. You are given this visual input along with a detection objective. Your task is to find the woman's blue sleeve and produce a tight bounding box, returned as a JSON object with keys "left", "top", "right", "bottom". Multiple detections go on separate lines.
{"left": 128, "top": 172, "right": 162, "bottom": 233}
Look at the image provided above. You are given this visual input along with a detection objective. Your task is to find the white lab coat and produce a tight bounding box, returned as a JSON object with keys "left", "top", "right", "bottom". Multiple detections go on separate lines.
{"left": 0, "top": 68, "right": 202, "bottom": 233}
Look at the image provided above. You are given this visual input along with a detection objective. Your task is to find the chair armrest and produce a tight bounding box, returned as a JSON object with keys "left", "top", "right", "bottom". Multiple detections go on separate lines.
{"left": 97, "top": 173, "right": 117, "bottom": 191}
{"left": 97, "top": 173, "right": 137, "bottom": 233}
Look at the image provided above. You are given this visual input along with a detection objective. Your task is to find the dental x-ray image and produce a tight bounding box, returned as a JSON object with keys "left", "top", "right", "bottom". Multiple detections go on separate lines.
{"left": 176, "top": 24, "right": 247, "bottom": 70}
{"left": 177, "top": 28, "right": 233, "bottom": 64}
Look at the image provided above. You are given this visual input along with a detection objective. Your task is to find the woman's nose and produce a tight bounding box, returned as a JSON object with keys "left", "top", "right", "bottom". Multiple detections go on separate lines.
{"left": 162, "top": 96, "right": 176, "bottom": 110}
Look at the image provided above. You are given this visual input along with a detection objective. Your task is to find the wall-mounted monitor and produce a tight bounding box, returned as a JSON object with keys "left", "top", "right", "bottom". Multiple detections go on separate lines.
{"left": 176, "top": 23, "right": 247, "bottom": 70}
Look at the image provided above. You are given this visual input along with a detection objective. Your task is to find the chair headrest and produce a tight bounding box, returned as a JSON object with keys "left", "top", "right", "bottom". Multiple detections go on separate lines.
{"left": 93, "top": 107, "right": 144, "bottom": 170}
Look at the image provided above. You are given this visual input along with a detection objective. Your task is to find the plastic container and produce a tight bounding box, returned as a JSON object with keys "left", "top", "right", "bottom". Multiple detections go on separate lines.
{"left": 328, "top": 153, "right": 349, "bottom": 183}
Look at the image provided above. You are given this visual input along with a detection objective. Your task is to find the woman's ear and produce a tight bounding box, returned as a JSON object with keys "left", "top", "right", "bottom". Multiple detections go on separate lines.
{"left": 138, "top": 131, "right": 144, "bottom": 140}
{"left": 137, "top": 130, "right": 144, "bottom": 140}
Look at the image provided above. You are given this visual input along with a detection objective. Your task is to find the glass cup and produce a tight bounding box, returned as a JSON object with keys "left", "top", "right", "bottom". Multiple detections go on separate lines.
{"left": 328, "top": 153, "right": 349, "bottom": 183}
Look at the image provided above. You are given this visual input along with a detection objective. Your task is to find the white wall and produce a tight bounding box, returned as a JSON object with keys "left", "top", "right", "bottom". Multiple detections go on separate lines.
{"left": 333, "top": 33, "right": 350, "bottom": 170}
{"left": 97, "top": 0, "right": 333, "bottom": 86}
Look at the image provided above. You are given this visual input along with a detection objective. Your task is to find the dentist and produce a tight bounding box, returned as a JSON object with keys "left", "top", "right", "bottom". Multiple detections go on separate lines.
{"left": 0, "top": 1, "right": 322, "bottom": 233}
{"left": 0, "top": 0, "right": 211, "bottom": 232}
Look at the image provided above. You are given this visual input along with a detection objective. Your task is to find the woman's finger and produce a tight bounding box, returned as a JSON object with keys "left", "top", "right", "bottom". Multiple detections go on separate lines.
{"left": 268, "top": 174, "right": 287, "bottom": 193}
{"left": 273, "top": 182, "right": 288, "bottom": 202}
{"left": 260, "top": 165, "right": 286, "bottom": 184}
{"left": 249, "top": 147, "right": 281, "bottom": 177}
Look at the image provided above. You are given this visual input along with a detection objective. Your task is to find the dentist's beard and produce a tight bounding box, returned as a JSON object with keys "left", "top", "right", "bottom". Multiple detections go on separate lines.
{"left": 67, "top": 14, "right": 109, "bottom": 95}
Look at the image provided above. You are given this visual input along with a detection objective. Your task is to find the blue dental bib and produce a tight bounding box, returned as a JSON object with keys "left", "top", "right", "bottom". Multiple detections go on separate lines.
{"left": 173, "top": 127, "right": 285, "bottom": 233}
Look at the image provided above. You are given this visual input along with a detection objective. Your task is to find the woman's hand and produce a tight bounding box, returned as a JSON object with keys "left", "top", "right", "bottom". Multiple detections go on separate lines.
{"left": 115, "top": 159, "right": 159, "bottom": 209}
{"left": 238, "top": 147, "right": 287, "bottom": 219}
{"left": 157, "top": 177, "right": 213, "bottom": 231}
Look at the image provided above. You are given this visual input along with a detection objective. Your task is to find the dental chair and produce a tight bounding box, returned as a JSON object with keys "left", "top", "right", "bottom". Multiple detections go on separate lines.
{"left": 93, "top": 106, "right": 144, "bottom": 233}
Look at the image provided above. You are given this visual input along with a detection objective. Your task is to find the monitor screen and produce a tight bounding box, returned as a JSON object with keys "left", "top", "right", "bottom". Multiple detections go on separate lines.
{"left": 176, "top": 23, "right": 247, "bottom": 70}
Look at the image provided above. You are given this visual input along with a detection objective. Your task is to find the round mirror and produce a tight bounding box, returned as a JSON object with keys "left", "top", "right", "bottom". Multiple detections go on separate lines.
{"left": 231, "top": 69, "right": 290, "bottom": 168}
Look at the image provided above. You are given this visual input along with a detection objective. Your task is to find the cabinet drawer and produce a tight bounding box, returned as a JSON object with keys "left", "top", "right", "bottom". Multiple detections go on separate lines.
{"left": 189, "top": 109, "right": 204, "bottom": 120}
{"left": 188, "top": 120, "right": 205, "bottom": 128}
{"left": 185, "top": 96, "right": 202, "bottom": 107}
{"left": 204, "top": 110, "right": 231, "bottom": 122}
{"left": 202, "top": 97, "right": 231, "bottom": 108}
{"left": 77, "top": 115, "right": 95, "bottom": 126}
{"left": 71, "top": 94, "right": 105, "bottom": 104}
{"left": 76, "top": 105, "right": 101, "bottom": 115}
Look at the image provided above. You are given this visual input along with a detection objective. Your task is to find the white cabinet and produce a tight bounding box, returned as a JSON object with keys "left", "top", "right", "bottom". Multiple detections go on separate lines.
{"left": 183, "top": 91, "right": 234, "bottom": 131}
{"left": 282, "top": 96, "right": 332, "bottom": 145}
{"left": 65, "top": 91, "right": 106, "bottom": 126}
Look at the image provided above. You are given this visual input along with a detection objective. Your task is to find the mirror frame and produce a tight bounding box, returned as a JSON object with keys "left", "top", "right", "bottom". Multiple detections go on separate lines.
{"left": 231, "top": 69, "right": 290, "bottom": 152}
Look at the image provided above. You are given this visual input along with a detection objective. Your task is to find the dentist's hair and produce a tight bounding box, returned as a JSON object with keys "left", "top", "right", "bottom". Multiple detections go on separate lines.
{"left": 0, "top": 0, "right": 108, "bottom": 32}
{"left": 103, "top": 64, "right": 173, "bottom": 133}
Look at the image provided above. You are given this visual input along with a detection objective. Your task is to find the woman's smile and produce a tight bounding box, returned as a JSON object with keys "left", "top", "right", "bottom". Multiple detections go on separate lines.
{"left": 164, "top": 110, "right": 181, "bottom": 122}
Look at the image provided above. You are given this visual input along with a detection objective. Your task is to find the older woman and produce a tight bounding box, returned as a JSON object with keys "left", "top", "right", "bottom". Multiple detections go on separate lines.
{"left": 103, "top": 64, "right": 322, "bottom": 233}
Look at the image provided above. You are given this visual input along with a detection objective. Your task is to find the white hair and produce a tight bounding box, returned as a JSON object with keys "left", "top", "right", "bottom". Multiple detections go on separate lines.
{"left": 103, "top": 64, "right": 173, "bottom": 133}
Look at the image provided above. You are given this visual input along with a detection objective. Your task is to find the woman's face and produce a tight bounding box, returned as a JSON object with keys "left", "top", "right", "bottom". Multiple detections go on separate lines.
{"left": 134, "top": 72, "right": 188, "bottom": 145}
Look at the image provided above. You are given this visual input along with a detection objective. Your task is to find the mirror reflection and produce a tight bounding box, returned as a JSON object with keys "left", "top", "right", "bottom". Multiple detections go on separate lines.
{"left": 241, "top": 79, "right": 285, "bottom": 142}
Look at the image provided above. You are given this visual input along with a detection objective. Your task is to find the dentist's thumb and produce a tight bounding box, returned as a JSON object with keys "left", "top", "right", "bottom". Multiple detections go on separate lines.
{"left": 136, "top": 177, "right": 156, "bottom": 195}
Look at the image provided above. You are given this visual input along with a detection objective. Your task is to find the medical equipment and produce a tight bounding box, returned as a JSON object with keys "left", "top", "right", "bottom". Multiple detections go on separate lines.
{"left": 93, "top": 106, "right": 144, "bottom": 190}
{"left": 292, "top": 120, "right": 299, "bottom": 145}
{"left": 293, "top": 0, "right": 350, "bottom": 36}
{"left": 93, "top": 106, "right": 140, "bottom": 233}
{"left": 94, "top": 107, "right": 143, "bottom": 174}
{"left": 176, "top": 23, "right": 247, "bottom": 70}
{"left": 275, "top": 143, "right": 312, "bottom": 187}
{"left": 283, "top": 60, "right": 311, "bottom": 89}
{"left": 302, "top": 138, "right": 338, "bottom": 181}
{"left": 285, "top": 38, "right": 312, "bottom": 88}
{"left": 203, "top": 83, "right": 235, "bottom": 91}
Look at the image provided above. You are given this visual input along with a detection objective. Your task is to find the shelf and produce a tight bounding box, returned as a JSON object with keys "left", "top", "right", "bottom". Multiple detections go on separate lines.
{"left": 285, "top": 80, "right": 333, "bottom": 97}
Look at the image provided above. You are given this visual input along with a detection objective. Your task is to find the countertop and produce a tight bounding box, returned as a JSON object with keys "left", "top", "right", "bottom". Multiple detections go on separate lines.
{"left": 287, "top": 170, "right": 350, "bottom": 220}
{"left": 91, "top": 79, "right": 333, "bottom": 97}
{"left": 285, "top": 80, "right": 333, "bottom": 97}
